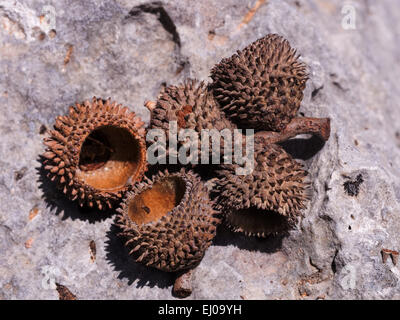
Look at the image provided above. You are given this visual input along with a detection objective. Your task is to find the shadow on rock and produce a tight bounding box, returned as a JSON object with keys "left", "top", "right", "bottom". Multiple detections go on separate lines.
{"left": 36, "top": 156, "right": 113, "bottom": 223}
{"left": 105, "top": 223, "right": 175, "bottom": 289}
{"left": 279, "top": 135, "right": 326, "bottom": 160}
{"left": 212, "top": 224, "right": 284, "bottom": 254}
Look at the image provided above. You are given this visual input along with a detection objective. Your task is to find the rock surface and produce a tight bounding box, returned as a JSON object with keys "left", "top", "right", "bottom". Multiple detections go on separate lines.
{"left": 1, "top": 0, "right": 400, "bottom": 300}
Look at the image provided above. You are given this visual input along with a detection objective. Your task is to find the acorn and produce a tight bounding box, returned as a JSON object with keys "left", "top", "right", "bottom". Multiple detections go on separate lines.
{"left": 210, "top": 33, "right": 308, "bottom": 131}
{"left": 42, "top": 97, "right": 147, "bottom": 210}
{"left": 145, "top": 79, "right": 237, "bottom": 164}
{"left": 116, "top": 169, "right": 220, "bottom": 272}
{"left": 215, "top": 143, "right": 309, "bottom": 237}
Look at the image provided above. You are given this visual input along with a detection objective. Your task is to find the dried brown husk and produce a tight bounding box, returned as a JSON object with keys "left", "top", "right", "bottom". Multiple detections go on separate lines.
{"left": 42, "top": 97, "right": 147, "bottom": 210}
{"left": 211, "top": 34, "right": 308, "bottom": 131}
{"left": 117, "top": 169, "right": 221, "bottom": 272}
{"left": 215, "top": 143, "right": 309, "bottom": 237}
{"left": 148, "top": 79, "right": 237, "bottom": 163}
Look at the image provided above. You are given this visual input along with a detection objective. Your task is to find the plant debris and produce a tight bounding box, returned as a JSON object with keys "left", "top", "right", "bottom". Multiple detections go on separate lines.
{"left": 55, "top": 283, "right": 77, "bottom": 300}
{"left": 381, "top": 249, "right": 399, "bottom": 266}
{"left": 28, "top": 207, "right": 39, "bottom": 221}
{"left": 89, "top": 240, "right": 96, "bottom": 263}
{"left": 343, "top": 174, "right": 364, "bottom": 197}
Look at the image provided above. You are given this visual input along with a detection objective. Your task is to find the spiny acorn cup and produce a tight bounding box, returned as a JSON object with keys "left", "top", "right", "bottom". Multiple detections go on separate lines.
{"left": 116, "top": 169, "right": 221, "bottom": 272}
{"left": 210, "top": 33, "right": 308, "bottom": 131}
{"left": 42, "top": 97, "right": 147, "bottom": 210}
{"left": 146, "top": 79, "right": 237, "bottom": 164}
{"left": 215, "top": 143, "right": 309, "bottom": 237}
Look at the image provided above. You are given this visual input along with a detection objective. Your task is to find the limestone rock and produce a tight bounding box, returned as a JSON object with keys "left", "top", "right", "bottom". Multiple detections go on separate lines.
{"left": 1, "top": 0, "right": 400, "bottom": 299}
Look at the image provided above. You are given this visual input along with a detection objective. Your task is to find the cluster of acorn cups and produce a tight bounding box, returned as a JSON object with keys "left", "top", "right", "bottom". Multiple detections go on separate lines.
{"left": 42, "top": 34, "right": 330, "bottom": 297}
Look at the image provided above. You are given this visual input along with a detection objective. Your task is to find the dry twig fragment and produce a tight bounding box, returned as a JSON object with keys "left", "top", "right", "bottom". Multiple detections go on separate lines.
{"left": 89, "top": 240, "right": 96, "bottom": 263}
{"left": 56, "top": 283, "right": 77, "bottom": 300}
{"left": 173, "top": 269, "right": 193, "bottom": 298}
{"left": 382, "top": 249, "right": 399, "bottom": 266}
{"left": 29, "top": 207, "right": 39, "bottom": 221}
{"left": 238, "top": 0, "right": 267, "bottom": 30}
{"left": 64, "top": 44, "right": 74, "bottom": 65}
{"left": 255, "top": 117, "right": 331, "bottom": 144}
{"left": 25, "top": 238, "right": 34, "bottom": 249}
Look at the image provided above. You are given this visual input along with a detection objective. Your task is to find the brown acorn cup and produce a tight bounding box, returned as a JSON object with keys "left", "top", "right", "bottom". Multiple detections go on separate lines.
{"left": 215, "top": 143, "right": 310, "bottom": 237}
{"left": 42, "top": 97, "right": 147, "bottom": 210}
{"left": 116, "top": 169, "right": 219, "bottom": 297}
{"left": 145, "top": 79, "right": 236, "bottom": 164}
{"left": 210, "top": 33, "right": 309, "bottom": 131}
{"left": 116, "top": 169, "right": 220, "bottom": 273}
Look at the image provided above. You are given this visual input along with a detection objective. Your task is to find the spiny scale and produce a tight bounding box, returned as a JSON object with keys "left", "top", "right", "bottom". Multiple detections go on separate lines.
{"left": 116, "top": 169, "right": 221, "bottom": 272}
{"left": 42, "top": 97, "right": 147, "bottom": 210}
{"left": 210, "top": 33, "right": 308, "bottom": 131}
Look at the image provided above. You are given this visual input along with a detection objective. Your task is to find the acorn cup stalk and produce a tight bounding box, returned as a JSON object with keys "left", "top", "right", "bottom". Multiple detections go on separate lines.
{"left": 254, "top": 117, "right": 330, "bottom": 145}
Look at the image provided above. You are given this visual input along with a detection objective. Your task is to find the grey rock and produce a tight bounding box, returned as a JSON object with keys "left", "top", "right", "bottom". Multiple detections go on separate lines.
{"left": 1, "top": 0, "right": 400, "bottom": 299}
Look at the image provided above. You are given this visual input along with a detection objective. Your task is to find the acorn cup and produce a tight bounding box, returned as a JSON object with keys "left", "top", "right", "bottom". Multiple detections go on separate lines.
{"left": 215, "top": 143, "right": 310, "bottom": 237}
{"left": 42, "top": 97, "right": 147, "bottom": 210}
{"left": 210, "top": 33, "right": 309, "bottom": 132}
{"left": 145, "top": 79, "right": 237, "bottom": 164}
{"left": 147, "top": 79, "right": 235, "bottom": 134}
{"left": 116, "top": 169, "right": 220, "bottom": 272}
